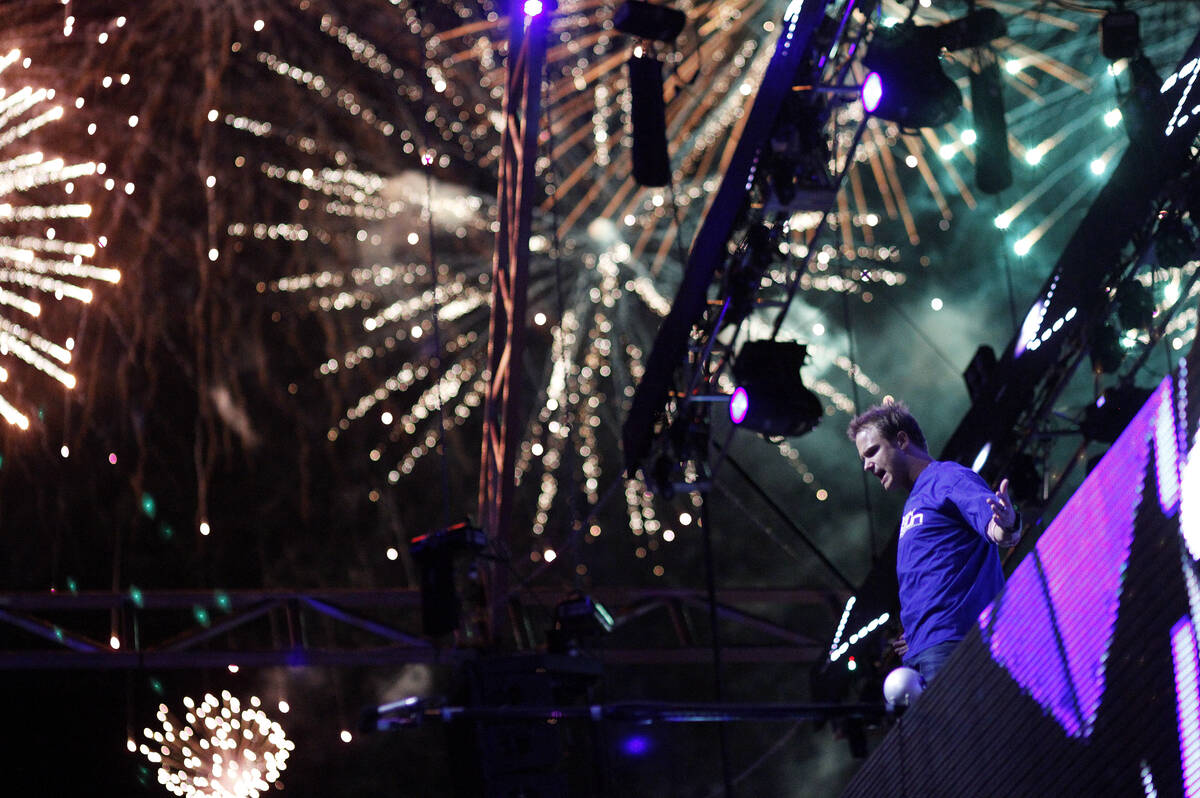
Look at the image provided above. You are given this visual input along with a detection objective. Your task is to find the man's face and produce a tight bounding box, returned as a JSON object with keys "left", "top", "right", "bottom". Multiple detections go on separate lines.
{"left": 855, "top": 425, "right": 911, "bottom": 492}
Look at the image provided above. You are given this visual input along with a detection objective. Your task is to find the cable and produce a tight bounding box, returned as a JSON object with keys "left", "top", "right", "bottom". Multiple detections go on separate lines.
{"left": 842, "top": 290, "right": 877, "bottom": 556}
{"left": 421, "top": 148, "right": 453, "bottom": 532}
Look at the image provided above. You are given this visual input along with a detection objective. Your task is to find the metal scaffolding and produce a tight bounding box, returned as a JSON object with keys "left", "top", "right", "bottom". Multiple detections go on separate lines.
{"left": 478, "top": 6, "right": 550, "bottom": 647}
{"left": 0, "top": 586, "right": 844, "bottom": 669}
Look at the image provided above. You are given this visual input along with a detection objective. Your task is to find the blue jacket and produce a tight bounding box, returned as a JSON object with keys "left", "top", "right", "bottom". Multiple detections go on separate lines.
{"left": 898, "top": 460, "right": 1005, "bottom": 660}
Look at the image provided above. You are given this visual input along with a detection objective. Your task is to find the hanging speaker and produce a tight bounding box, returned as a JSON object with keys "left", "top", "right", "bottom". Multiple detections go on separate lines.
{"left": 628, "top": 52, "right": 671, "bottom": 187}
{"left": 971, "top": 57, "right": 1012, "bottom": 194}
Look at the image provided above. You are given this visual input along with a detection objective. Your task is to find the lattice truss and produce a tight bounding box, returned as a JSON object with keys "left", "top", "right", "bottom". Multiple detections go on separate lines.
{"left": 0, "top": 586, "right": 844, "bottom": 667}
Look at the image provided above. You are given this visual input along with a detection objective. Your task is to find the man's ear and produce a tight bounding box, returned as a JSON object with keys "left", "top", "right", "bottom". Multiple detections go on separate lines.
{"left": 895, "top": 430, "right": 910, "bottom": 450}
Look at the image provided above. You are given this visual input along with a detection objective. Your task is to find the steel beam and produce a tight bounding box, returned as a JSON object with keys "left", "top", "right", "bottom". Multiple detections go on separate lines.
{"left": 478, "top": 5, "right": 551, "bottom": 647}
{"left": 0, "top": 587, "right": 845, "bottom": 669}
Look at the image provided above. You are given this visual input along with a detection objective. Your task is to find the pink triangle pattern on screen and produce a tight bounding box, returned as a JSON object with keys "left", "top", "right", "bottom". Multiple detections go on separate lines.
{"left": 979, "top": 379, "right": 1171, "bottom": 738}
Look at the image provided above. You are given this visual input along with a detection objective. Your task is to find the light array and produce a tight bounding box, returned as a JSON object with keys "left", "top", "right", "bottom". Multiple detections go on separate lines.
{"left": 1173, "top": 618, "right": 1199, "bottom": 797}
{"left": 828, "top": 595, "right": 856, "bottom": 654}
{"left": 829, "top": 610, "right": 890, "bottom": 662}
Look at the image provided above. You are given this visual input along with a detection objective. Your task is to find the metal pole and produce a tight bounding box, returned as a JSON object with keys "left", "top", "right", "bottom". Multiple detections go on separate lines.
{"left": 478, "top": 5, "right": 550, "bottom": 647}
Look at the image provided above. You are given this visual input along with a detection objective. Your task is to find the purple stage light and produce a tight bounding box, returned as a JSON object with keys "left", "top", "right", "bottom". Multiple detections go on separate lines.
{"left": 523, "top": 0, "right": 544, "bottom": 15}
{"left": 622, "top": 735, "right": 651, "bottom": 756}
{"left": 730, "top": 386, "right": 749, "bottom": 424}
{"left": 862, "top": 72, "right": 883, "bottom": 113}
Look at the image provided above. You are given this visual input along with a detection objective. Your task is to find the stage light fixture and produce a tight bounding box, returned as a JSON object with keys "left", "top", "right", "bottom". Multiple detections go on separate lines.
{"left": 1100, "top": 9, "right": 1140, "bottom": 61}
{"left": 861, "top": 72, "right": 883, "bottom": 113}
{"left": 547, "top": 594, "right": 614, "bottom": 653}
{"left": 729, "top": 386, "right": 750, "bottom": 424}
{"left": 410, "top": 521, "right": 486, "bottom": 637}
{"left": 862, "top": 23, "right": 961, "bottom": 129}
{"left": 520, "top": 0, "right": 557, "bottom": 17}
{"left": 971, "top": 52, "right": 1012, "bottom": 194}
{"left": 613, "top": 0, "right": 686, "bottom": 42}
{"left": 627, "top": 51, "right": 671, "bottom": 187}
{"left": 614, "top": 0, "right": 684, "bottom": 187}
{"left": 862, "top": 10, "right": 1007, "bottom": 131}
{"left": 729, "top": 340, "right": 822, "bottom": 438}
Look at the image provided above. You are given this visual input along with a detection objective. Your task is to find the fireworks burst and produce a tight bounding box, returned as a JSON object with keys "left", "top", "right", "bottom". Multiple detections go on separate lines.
{"left": 244, "top": 0, "right": 1200, "bottom": 573}
{"left": 0, "top": 47, "right": 118, "bottom": 430}
{"left": 29, "top": 0, "right": 1191, "bottom": 574}
{"left": 132, "top": 691, "right": 293, "bottom": 798}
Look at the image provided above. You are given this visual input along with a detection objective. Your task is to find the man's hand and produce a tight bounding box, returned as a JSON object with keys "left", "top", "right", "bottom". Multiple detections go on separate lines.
{"left": 986, "top": 478, "right": 1021, "bottom": 548}
{"left": 891, "top": 632, "right": 908, "bottom": 658}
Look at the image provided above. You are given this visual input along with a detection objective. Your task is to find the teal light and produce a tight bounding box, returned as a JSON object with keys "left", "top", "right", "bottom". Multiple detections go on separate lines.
{"left": 193, "top": 606, "right": 210, "bottom": 626}
{"left": 140, "top": 493, "right": 157, "bottom": 519}
{"left": 129, "top": 586, "right": 144, "bottom": 608}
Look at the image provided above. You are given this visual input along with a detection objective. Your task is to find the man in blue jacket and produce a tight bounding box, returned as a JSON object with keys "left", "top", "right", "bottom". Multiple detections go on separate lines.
{"left": 848, "top": 400, "right": 1021, "bottom": 682}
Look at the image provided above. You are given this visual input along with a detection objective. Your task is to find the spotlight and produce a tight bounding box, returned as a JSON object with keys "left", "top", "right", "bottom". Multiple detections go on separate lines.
{"left": 1100, "top": 9, "right": 1140, "bottom": 61}
{"left": 862, "top": 23, "right": 961, "bottom": 128}
{"left": 621, "top": 735, "right": 652, "bottom": 756}
{"left": 520, "top": 0, "right": 557, "bottom": 16}
{"left": 932, "top": 8, "right": 1007, "bottom": 52}
{"left": 556, "top": 594, "right": 614, "bottom": 634}
{"left": 410, "top": 521, "right": 486, "bottom": 637}
{"left": 612, "top": 2, "right": 684, "bottom": 188}
{"left": 861, "top": 72, "right": 883, "bottom": 113}
{"left": 729, "top": 341, "right": 822, "bottom": 437}
{"left": 613, "top": 0, "right": 686, "bottom": 42}
{"left": 615, "top": 1, "right": 687, "bottom": 188}
{"left": 627, "top": 52, "right": 670, "bottom": 186}
{"left": 729, "top": 386, "right": 750, "bottom": 425}
{"left": 970, "top": 53, "right": 1012, "bottom": 194}
{"left": 547, "top": 594, "right": 614, "bottom": 653}
{"left": 863, "top": 10, "right": 1007, "bottom": 131}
